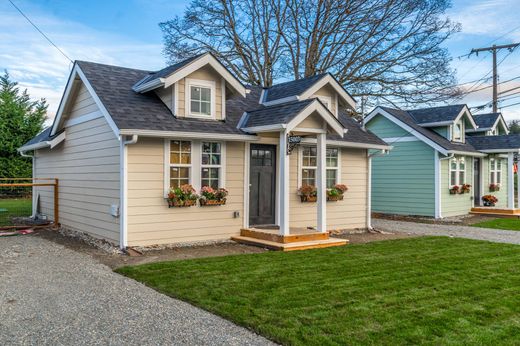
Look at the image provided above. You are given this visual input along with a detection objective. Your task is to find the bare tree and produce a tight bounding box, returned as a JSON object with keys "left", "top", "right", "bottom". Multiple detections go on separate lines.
{"left": 160, "top": 0, "right": 461, "bottom": 108}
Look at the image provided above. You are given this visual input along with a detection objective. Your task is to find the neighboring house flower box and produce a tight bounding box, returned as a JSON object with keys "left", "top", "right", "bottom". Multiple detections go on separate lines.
{"left": 298, "top": 185, "right": 317, "bottom": 202}
{"left": 489, "top": 183, "right": 500, "bottom": 192}
{"left": 199, "top": 186, "right": 228, "bottom": 206}
{"left": 327, "top": 184, "right": 348, "bottom": 201}
{"left": 167, "top": 184, "right": 199, "bottom": 208}
{"left": 461, "top": 184, "right": 471, "bottom": 194}
{"left": 449, "top": 185, "right": 460, "bottom": 195}
{"left": 482, "top": 194, "right": 498, "bottom": 207}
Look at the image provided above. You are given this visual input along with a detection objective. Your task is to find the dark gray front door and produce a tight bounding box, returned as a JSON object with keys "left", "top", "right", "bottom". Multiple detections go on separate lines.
{"left": 474, "top": 158, "right": 481, "bottom": 206}
{"left": 249, "top": 144, "right": 276, "bottom": 226}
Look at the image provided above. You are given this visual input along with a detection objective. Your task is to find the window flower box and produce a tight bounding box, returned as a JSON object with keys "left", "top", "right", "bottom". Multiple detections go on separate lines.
{"left": 199, "top": 186, "right": 228, "bottom": 206}
{"left": 298, "top": 185, "right": 317, "bottom": 203}
{"left": 489, "top": 183, "right": 500, "bottom": 192}
{"left": 327, "top": 184, "right": 348, "bottom": 202}
{"left": 449, "top": 185, "right": 459, "bottom": 195}
{"left": 482, "top": 194, "right": 498, "bottom": 207}
{"left": 167, "top": 184, "right": 198, "bottom": 208}
{"left": 460, "top": 184, "right": 471, "bottom": 194}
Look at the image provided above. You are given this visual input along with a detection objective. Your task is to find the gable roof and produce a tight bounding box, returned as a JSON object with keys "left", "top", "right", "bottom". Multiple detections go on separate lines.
{"left": 467, "top": 135, "right": 520, "bottom": 152}
{"left": 264, "top": 74, "right": 327, "bottom": 102}
{"left": 469, "top": 112, "right": 509, "bottom": 133}
{"left": 369, "top": 106, "right": 481, "bottom": 155}
{"left": 22, "top": 58, "right": 388, "bottom": 151}
{"left": 407, "top": 105, "right": 466, "bottom": 125}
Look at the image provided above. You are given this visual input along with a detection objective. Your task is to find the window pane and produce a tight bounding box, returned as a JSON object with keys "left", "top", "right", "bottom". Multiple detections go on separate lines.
{"left": 191, "top": 86, "right": 201, "bottom": 100}
{"left": 211, "top": 154, "right": 220, "bottom": 165}
{"left": 179, "top": 167, "right": 190, "bottom": 179}
{"left": 200, "top": 101, "right": 211, "bottom": 115}
{"left": 497, "top": 159, "right": 502, "bottom": 169}
{"left": 497, "top": 172, "right": 501, "bottom": 184}
{"left": 202, "top": 153, "right": 210, "bottom": 165}
{"left": 170, "top": 152, "right": 180, "bottom": 164}
{"left": 326, "top": 169, "right": 336, "bottom": 188}
{"left": 202, "top": 142, "right": 211, "bottom": 153}
{"left": 201, "top": 168, "right": 210, "bottom": 179}
{"left": 181, "top": 153, "right": 191, "bottom": 164}
{"left": 459, "top": 171, "right": 465, "bottom": 184}
{"left": 450, "top": 171, "right": 457, "bottom": 186}
{"left": 210, "top": 168, "right": 219, "bottom": 179}
{"left": 451, "top": 159, "right": 457, "bottom": 170}
{"left": 170, "top": 167, "right": 180, "bottom": 178}
{"left": 201, "top": 87, "right": 211, "bottom": 102}
{"left": 212, "top": 142, "right": 221, "bottom": 153}
{"left": 191, "top": 100, "right": 200, "bottom": 113}
{"left": 181, "top": 141, "right": 191, "bottom": 152}
{"left": 171, "top": 140, "right": 180, "bottom": 152}
{"left": 302, "top": 169, "right": 316, "bottom": 186}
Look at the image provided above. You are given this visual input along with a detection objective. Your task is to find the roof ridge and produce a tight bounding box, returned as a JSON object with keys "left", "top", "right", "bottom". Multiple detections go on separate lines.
{"left": 247, "top": 98, "right": 315, "bottom": 113}
{"left": 76, "top": 60, "right": 152, "bottom": 73}
{"left": 268, "top": 73, "right": 328, "bottom": 89}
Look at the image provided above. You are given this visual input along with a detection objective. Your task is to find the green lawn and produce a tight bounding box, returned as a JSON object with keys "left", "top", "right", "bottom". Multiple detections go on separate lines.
{"left": 472, "top": 218, "right": 520, "bottom": 231}
{"left": 117, "top": 237, "right": 520, "bottom": 345}
{"left": 0, "top": 198, "right": 32, "bottom": 225}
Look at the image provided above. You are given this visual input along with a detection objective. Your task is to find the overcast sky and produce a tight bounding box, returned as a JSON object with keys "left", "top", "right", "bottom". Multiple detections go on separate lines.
{"left": 2, "top": 0, "right": 520, "bottom": 124}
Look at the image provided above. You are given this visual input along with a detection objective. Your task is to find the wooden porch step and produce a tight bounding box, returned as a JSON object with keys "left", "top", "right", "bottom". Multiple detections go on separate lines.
{"left": 240, "top": 228, "right": 329, "bottom": 243}
{"left": 470, "top": 207, "right": 520, "bottom": 216}
{"left": 231, "top": 235, "right": 348, "bottom": 251}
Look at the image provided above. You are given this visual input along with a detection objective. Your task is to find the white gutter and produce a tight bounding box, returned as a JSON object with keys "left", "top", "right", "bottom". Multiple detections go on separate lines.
{"left": 119, "top": 134, "right": 139, "bottom": 250}
{"left": 478, "top": 148, "right": 520, "bottom": 154}
{"left": 119, "top": 129, "right": 258, "bottom": 142}
{"left": 447, "top": 150, "right": 487, "bottom": 157}
{"left": 18, "top": 131, "right": 66, "bottom": 155}
{"left": 367, "top": 149, "right": 389, "bottom": 229}
{"left": 436, "top": 153, "right": 455, "bottom": 219}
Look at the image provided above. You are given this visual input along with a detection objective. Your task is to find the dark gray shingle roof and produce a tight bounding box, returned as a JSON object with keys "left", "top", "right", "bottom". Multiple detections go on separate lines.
{"left": 242, "top": 99, "right": 315, "bottom": 128}
{"left": 408, "top": 104, "right": 466, "bottom": 125}
{"left": 380, "top": 107, "right": 480, "bottom": 153}
{"left": 330, "top": 112, "right": 388, "bottom": 146}
{"left": 467, "top": 135, "right": 520, "bottom": 151}
{"left": 264, "top": 74, "right": 328, "bottom": 102}
{"left": 472, "top": 113, "right": 500, "bottom": 129}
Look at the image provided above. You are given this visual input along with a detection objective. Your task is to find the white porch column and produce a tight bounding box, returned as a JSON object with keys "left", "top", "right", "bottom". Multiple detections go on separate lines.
{"left": 317, "top": 132, "right": 327, "bottom": 232}
{"left": 508, "top": 153, "right": 514, "bottom": 209}
{"left": 517, "top": 158, "right": 520, "bottom": 209}
{"left": 279, "top": 130, "right": 290, "bottom": 235}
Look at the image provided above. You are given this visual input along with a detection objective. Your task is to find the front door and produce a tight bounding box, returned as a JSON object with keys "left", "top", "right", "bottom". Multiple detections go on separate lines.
{"left": 249, "top": 144, "right": 276, "bottom": 226}
{"left": 474, "top": 158, "right": 481, "bottom": 206}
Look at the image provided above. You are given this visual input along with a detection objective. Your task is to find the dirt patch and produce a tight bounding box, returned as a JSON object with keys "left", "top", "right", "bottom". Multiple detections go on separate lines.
{"left": 33, "top": 228, "right": 419, "bottom": 269}
{"left": 372, "top": 212, "right": 497, "bottom": 226}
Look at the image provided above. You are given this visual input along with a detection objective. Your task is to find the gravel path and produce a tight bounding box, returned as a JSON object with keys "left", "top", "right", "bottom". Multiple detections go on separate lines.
{"left": 0, "top": 235, "right": 275, "bottom": 346}
{"left": 374, "top": 219, "right": 520, "bottom": 245}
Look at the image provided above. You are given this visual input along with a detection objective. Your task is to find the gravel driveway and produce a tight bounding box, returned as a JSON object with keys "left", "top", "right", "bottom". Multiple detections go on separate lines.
{"left": 374, "top": 218, "right": 520, "bottom": 245}
{"left": 0, "top": 235, "right": 275, "bottom": 346}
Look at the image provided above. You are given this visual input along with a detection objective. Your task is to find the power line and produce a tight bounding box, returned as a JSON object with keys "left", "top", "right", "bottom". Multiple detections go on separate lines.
{"left": 500, "top": 101, "right": 520, "bottom": 109}
{"left": 8, "top": 0, "right": 73, "bottom": 63}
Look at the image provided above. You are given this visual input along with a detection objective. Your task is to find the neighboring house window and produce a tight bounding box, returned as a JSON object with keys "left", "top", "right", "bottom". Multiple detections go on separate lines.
{"left": 449, "top": 157, "right": 466, "bottom": 187}
{"left": 452, "top": 121, "right": 463, "bottom": 142}
{"left": 170, "top": 140, "right": 191, "bottom": 188}
{"left": 201, "top": 142, "right": 221, "bottom": 189}
{"left": 186, "top": 79, "right": 215, "bottom": 118}
{"left": 301, "top": 146, "right": 339, "bottom": 188}
{"left": 490, "top": 158, "right": 502, "bottom": 184}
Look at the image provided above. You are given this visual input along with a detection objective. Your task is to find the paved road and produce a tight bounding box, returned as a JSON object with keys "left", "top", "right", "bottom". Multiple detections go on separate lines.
{"left": 0, "top": 235, "right": 275, "bottom": 346}
{"left": 374, "top": 219, "right": 520, "bottom": 245}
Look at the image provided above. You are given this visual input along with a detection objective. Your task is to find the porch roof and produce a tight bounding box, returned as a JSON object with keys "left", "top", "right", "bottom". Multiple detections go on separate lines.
{"left": 466, "top": 135, "right": 520, "bottom": 152}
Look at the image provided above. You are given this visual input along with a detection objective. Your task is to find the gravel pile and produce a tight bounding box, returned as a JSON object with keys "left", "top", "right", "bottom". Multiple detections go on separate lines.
{"left": 0, "top": 235, "right": 275, "bottom": 345}
{"left": 373, "top": 219, "right": 520, "bottom": 245}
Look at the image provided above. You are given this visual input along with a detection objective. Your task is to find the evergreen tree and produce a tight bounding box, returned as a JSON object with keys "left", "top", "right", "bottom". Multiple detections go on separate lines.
{"left": 0, "top": 71, "right": 47, "bottom": 177}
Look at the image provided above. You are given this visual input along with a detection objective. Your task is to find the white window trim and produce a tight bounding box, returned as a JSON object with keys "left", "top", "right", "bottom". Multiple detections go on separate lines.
{"left": 298, "top": 145, "right": 341, "bottom": 188}
{"left": 490, "top": 157, "right": 502, "bottom": 185}
{"left": 164, "top": 139, "right": 226, "bottom": 197}
{"left": 185, "top": 78, "right": 216, "bottom": 119}
{"left": 314, "top": 95, "right": 332, "bottom": 111}
{"left": 201, "top": 141, "right": 226, "bottom": 189}
{"left": 452, "top": 120, "right": 464, "bottom": 143}
{"left": 449, "top": 157, "right": 466, "bottom": 187}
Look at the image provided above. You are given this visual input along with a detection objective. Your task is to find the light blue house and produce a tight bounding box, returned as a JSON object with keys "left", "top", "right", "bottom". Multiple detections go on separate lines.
{"left": 364, "top": 105, "right": 520, "bottom": 218}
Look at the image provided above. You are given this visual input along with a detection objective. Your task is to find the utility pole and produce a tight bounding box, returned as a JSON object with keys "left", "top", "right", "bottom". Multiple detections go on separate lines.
{"left": 471, "top": 43, "right": 520, "bottom": 113}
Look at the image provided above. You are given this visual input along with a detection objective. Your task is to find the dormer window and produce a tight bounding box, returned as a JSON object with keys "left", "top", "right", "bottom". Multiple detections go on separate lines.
{"left": 452, "top": 121, "right": 463, "bottom": 142}
{"left": 186, "top": 78, "right": 215, "bottom": 118}
{"left": 317, "top": 96, "right": 332, "bottom": 111}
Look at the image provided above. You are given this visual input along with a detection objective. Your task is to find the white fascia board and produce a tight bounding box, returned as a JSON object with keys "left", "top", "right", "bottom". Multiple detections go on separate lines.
{"left": 262, "top": 95, "right": 299, "bottom": 106}
{"left": 299, "top": 74, "right": 356, "bottom": 110}
{"left": 478, "top": 149, "right": 520, "bottom": 154}
{"left": 466, "top": 128, "right": 488, "bottom": 133}
{"left": 50, "top": 64, "right": 79, "bottom": 136}
{"left": 132, "top": 78, "right": 165, "bottom": 93}
{"left": 241, "top": 124, "right": 286, "bottom": 133}
{"left": 119, "top": 129, "right": 259, "bottom": 142}
{"left": 496, "top": 115, "right": 510, "bottom": 134}
{"left": 163, "top": 53, "right": 247, "bottom": 97}
{"left": 419, "top": 121, "right": 454, "bottom": 127}
{"left": 447, "top": 150, "right": 487, "bottom": 157}
{"left": 455, "top": 106, "right": 477, "bottom": 129}
{"left": 286, "top": 100, "right": 344, "bottom": 137}
{"left": 364, "top": 107, "right": 449, "bottom": 155}
{"left": 301, "top": 137, "right": 392, "bottom": 150}
{"left": 18, "top": 131, "right": 66, "bottom": 153}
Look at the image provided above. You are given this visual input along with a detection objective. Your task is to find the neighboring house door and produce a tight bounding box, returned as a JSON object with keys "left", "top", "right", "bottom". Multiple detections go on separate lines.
{"left": 249, "top": 144, "right": 276, "bottom": 226}
{"left": 474, "top": 158, "right": 481, "bottom": 206}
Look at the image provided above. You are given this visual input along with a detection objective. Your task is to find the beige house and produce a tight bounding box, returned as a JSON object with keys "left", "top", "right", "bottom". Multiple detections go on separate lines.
{"left": 19, "top": 53, "right": 390, "bottom": 249}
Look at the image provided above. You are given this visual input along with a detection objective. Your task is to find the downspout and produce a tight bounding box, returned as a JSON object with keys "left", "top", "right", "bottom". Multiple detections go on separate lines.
{"left": 120, "top": 134, "right": 138, "bottom": 250}
{"left": 367, "top": 149, "right": 389, "bottom": 229}
{"left": 437, "top": 153, "right": 455, "bottom": 219}
{"left": 19, "top": 150, "right": 37, "bottom": 217}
